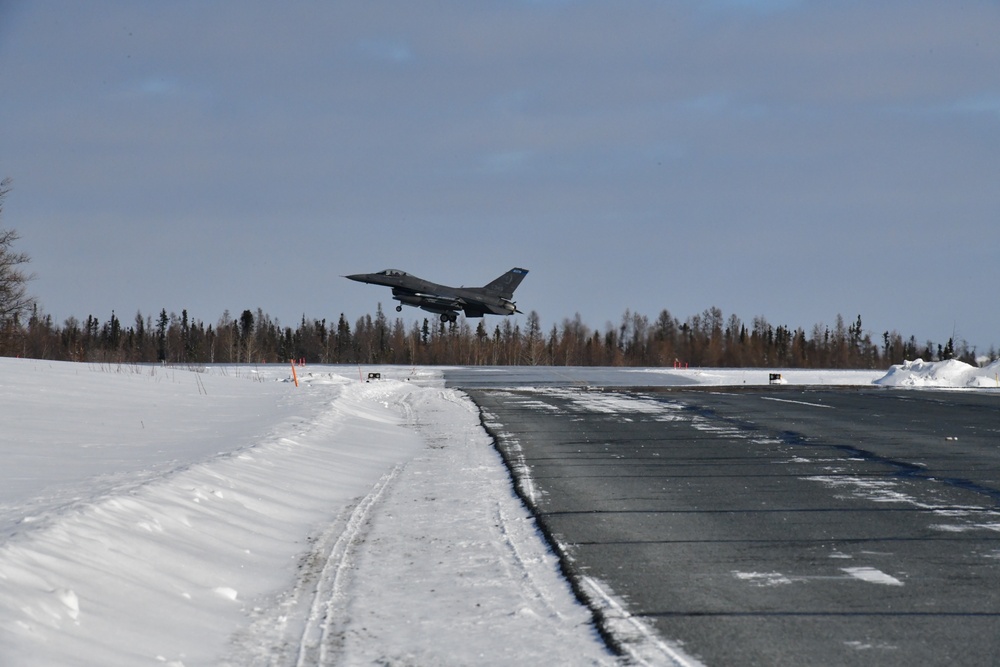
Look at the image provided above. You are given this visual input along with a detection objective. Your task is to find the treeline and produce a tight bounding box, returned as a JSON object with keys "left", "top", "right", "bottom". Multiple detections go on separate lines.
{"left": 0, "top": 304, "right": 988, "bottom": 368}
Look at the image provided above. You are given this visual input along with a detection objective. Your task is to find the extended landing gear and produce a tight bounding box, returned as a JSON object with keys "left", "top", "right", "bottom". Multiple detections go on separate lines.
{"left": 440, "top": 313, "right": 458, "bottom": 324}
{"left": 396, "top": 305, "right": 402, "bottom": 312}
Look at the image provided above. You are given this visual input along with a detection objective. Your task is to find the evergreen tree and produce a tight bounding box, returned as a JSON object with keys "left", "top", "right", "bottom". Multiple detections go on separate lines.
{"left": 156, "top": 309, "right": 169, "bottom": 362}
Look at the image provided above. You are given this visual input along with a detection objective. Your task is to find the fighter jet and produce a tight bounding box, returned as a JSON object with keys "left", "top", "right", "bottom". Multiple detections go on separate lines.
{"left": 345, "top": 267, "right": 528, "bottom": 323}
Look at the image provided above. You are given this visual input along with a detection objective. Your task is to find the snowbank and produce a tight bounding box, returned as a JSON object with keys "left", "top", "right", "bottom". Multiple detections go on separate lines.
{"left": 874, "top": 358, "right": 1000, "bottom": 389}
{"left": 0, "top": 360, "right": 424, "bottom": 665}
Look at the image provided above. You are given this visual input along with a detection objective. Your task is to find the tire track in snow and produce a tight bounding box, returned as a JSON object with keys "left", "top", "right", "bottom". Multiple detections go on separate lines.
{"left": 293, "top": 466, "right": 401, "bottom": 667}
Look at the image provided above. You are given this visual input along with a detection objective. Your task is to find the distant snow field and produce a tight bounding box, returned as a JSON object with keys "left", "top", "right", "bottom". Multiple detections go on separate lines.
{"left": 0, "top": 357, "right": 996, "bottom": 666}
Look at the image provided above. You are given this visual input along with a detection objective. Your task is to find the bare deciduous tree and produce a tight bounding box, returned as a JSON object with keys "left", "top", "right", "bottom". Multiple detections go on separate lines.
{"left": 0, "top": 178, "right": 35, "bottom": 323}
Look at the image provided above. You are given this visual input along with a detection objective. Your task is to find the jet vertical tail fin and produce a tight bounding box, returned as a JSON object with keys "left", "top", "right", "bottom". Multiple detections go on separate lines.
{"left": 483, "top": 268, "right": 529, "bottom": 299}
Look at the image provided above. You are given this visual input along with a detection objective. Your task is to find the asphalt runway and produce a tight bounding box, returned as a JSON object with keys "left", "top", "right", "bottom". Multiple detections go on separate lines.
{"left": 464, "top": 386, "right": 1000, "bottom": 666}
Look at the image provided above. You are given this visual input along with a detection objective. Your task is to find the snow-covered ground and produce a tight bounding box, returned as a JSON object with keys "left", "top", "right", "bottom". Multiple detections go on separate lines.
{"left": 0, "top": 357, "right": 995, "bottom": 666}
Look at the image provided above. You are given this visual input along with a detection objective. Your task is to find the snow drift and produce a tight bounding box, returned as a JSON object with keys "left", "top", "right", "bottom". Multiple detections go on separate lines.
{"left": 875, "top": 358, "right": 1000, "bottom": 388}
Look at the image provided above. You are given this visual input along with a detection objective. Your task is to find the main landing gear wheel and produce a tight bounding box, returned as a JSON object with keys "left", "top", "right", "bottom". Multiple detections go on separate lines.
{"left": 396, "top": 305, "right": 402, "bottom": 312}
{"left": 440, "top": 313, "right": 457, "bottom": 323}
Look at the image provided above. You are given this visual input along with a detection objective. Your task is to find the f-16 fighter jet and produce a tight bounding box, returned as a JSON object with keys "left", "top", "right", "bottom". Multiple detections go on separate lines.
{"left": 345, "top": 267, "right": 528, "bottom": 323}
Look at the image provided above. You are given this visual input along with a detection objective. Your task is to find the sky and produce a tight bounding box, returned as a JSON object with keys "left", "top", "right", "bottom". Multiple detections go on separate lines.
{"left": 1, "top": 0, "right": 998, "bottom": 351}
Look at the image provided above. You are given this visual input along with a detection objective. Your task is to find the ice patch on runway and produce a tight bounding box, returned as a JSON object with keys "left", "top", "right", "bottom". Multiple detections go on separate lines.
{"left": 531, "top": 388, "right": 680, "bottom": 417}
{"left": 733, "top": 571, "right": 793, "bottom": 586}
{"left": 735, "top": 567, "right": 904, "bottom": 587}
{"left": 930, "top": 518, "right": 1000, "bottom": 534}
{"left": 845, "top": 639, "right": 900, "bottom": 651}
{"left": 804, "top": 475, "right": 924, "bottom": 506}
{"left": 842, "top": 567, "right": 903, "bottom": 586}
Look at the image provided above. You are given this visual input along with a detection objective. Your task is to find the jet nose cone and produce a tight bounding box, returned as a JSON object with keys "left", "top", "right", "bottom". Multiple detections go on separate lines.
{"left": 345, "top": 274, "right": 368, "bottom": 283}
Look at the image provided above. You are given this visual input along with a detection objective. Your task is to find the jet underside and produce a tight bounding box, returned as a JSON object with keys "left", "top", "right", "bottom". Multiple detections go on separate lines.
{"left": 391, "top": 286, "right": 511, "bottom": 318}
